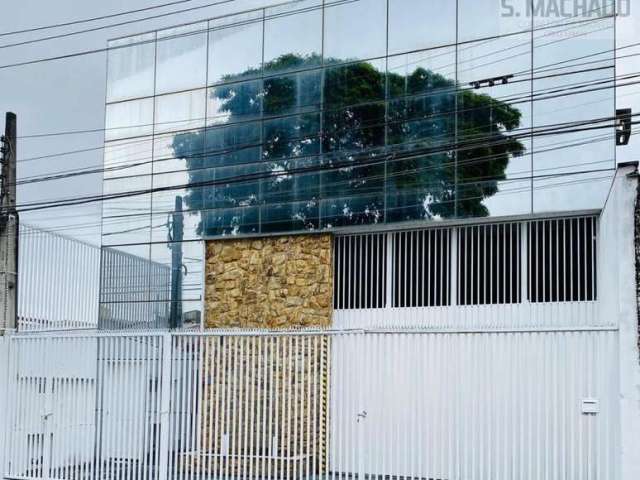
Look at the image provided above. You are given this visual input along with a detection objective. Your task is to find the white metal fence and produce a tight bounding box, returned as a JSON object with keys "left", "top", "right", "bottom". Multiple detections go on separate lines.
{"left": 17, "top": 225, "right": 100, "bottom": 331}
{"left": 16, "top": 225, "right": 174, "bottom": 332}
{"left": 1, "top": 328, "right": 619, "bottom": 480}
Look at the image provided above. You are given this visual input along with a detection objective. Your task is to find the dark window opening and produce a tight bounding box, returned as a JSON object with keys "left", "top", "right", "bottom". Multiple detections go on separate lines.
{"left": 528, "top": 217, "right": 597, "bottom": 302}
{"left": 333, "top": 233, "right": 386, "bottom": 309}
{"left": 392, "top": 229, "right": 451, "bottom": 307}
{"left": 458, "top": 223, "right": 521, "bottom": 305}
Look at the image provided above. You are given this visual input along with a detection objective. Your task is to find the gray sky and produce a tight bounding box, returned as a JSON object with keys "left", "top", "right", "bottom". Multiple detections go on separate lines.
{"left": 0, "top": 0, "right": 638, "bottom": 244}
{"left": 0, "top": 0, "right": 272, "bottom": 244}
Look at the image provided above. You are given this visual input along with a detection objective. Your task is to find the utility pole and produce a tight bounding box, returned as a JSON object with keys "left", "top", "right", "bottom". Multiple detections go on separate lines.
{"left": 0, "top": 112, "right": 18, "bottom": 333}
{"left": 168, "top": 196, "right": 183, "bottom": 329}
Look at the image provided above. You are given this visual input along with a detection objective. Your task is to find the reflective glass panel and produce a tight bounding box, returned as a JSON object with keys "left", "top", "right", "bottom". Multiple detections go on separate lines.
{"left": 99, "top": 244, "right": 151, "bottom": 302}
{"left": 208, "top": 12, "right": 263, "bottom": 84}
{"left": 264, "top": 0, "right": 322, "bottom": 74}
{"left": 104, "top": 138, "right": 153, "bottom": 179}
{"left": 149, "top": 238, "right": 204, "bottom": 327}
{"left": 323, "top": 59, "right": 386, "bottom": 156}
{"left": 155, "top": 22, "right": 208, "bottom": 94}
{"left": 457, "top": 33, "right": 533, "bottom": 217}
{"left": 102, "top": 174, "right": 152, "bottom": 246}
{"left": 532, "top": 19, "right": 615, "bottom": 212}
{"left": 151, "top": 195, "right": 203, "bottom": 243}
{"left": 262, "top": 200, "right": 320, "bottom": 233}
{"left": 458, "top": 0, "right": 530, "bottom": 42}
{"left": 200, "top": 163, "right": 266, "bottom": 213}
{"left": 386, "top": 47, "right": 457, "bottom": 222}
{"left": 204, "top": 122, "right": 262, "bottom": 168}
{"left": 202, "top": 205, "right": 260, "bottom": 236}
{"left": 321, "top": 58, "right": 385, "bottom": 226}
{"left": 99, "top": 244, "right": 160, "bottom": 329}
{"left": 324, "top": 0, "right": 387, "bottom": 62}
{"left": 105, "top": 98, "right": 154, "bottom": 141}
{"left": 207, "top": 80, "right": 263, "bottom": 125}
{"left": 263, "top": 70, "right": 321, "bottom": 116}
{"left": 107, "top": 33, "right": 156, "bottom": 103}
{"left": 320, "top": 193, "right": 384, "bottom": 228}
{"left": 153, "top": 89, "right": 207, "bottom": 174}
{"left": 388, "top": 0, "right": 456, "bottom": 55}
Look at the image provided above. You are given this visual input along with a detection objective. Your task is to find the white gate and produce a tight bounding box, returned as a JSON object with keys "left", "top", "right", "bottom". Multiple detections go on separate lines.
{"left": 0, "top": 328, "right": 620, "bottom": 480}
{"left": 3, "top": 334, "right": 165, "bottom": 480}
{"left": 330, "top": 329, "right": 618, "bottom": 480}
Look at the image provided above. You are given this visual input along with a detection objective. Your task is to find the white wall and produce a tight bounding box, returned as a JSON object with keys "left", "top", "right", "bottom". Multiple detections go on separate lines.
{"left": 598, "top": 164, "right": 640, "bottom": 480}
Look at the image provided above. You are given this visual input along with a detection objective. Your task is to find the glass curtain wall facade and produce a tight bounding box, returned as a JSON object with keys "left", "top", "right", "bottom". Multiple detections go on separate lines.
{"left": 101, "top": 0, "right": 615, "bottom": 327}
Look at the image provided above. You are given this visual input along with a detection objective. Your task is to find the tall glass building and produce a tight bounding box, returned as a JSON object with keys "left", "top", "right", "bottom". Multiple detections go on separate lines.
{"left": 100, "top": 0, "right": 616, "bottom": 327}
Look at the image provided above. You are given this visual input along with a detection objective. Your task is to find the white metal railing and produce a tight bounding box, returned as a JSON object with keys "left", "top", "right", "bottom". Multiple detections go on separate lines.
{"left": 17, "top": 224, "right": 100, "bottom": 332}
{"left": 16, "top": 224, "right": 174, "bottom": 332}
{"left": 1, "top": 328, "right": 618, "bottom": 480}
{"left": 333, "top": 215, "right": 602, "bottom": 330}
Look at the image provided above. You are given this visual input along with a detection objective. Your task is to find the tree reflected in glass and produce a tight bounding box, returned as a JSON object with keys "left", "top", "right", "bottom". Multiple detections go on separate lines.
{"left": 172, "top": 53, "right": 524, "bottom": 236}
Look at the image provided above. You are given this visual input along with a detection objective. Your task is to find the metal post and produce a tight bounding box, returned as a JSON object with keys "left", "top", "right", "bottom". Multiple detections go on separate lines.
{"left": 0, "top": 112, "right": 18, "bottom": 333}
{"left": 169, "top": 196, "right": 184, "bottom": 329}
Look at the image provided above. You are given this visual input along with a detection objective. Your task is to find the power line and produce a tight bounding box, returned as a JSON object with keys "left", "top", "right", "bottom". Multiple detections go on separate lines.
{"left": 0, "top": 0, "right": 247, "bottom": 50}
{"left": 17, "top": 130, "right": 624, "bottom": 235}
{"left": 15, "top": 12, "right": 621, "bottom": 141}
{"left": 98, "top": 173, "right": 617, "bottom": 242}
{"left": 7, "top": 116, "right": 627, "bottom": 214}
{"left": 16, "top": 59, "right": 617, "bottom": 142}
{"left": 20, "top": 164, "right": 616, "bottom": 239}
{"left": 11, "top": 162, "right": 615, "bottom": 240}
{"left": 11, "top": 100, "right": 630, "bottom": 189}
{"left": 10, "top": 75, "right": 631, "bottom": 197}
{"left": 0, "top": 0, "right": 195, "bottom": 37}
{"left": 0, "top": 3, "right": 612, "bottom": 72}
{"left": 1, "top": 5, "right": 625, "bottom": 212}
{"left": 0, "top": 0, "right": 351, "bottom": 70}
{"left": 15, "top": 61, "right": 629, "bottom": 172}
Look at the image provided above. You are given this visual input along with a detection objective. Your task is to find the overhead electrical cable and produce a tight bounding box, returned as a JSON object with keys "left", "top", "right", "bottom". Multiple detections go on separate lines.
{"left": 17, "top": 18, "right": 624, "bottom": 141}
{"left": 0, "top": 5, "right": 612, "bottom": 71}
{"left": 10, "top": 107, "right": 632, "bottom": 189}
{"left": 25, "top": 124, "right": 620, "bottom": 224}
{"left": 96, "top": 174, "right": 618, "bottom": 242}
{"left": 17, "top": 169, "right": 616, "bottom": 239}
{"left": 0, "top": 0, "right": 198, "bottom": 37}
{"left": 17, "top": 60, "right": 618, "bottom": 142}
{"left": 10, "top": 91, "right": 631, "bottom": 200}
{"left": 5, "top": 116, "right": 630, "bottom": 214}
{"left": 16, "top": 62, "right": 631, "bottom": 169}
{"left": 0, "top": 0, "right": 354, "bottom": 69}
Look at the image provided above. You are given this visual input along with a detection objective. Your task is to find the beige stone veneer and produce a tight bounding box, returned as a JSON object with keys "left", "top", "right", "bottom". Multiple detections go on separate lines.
{"left": 197, "top": 234, "right": 333, "bottom": 477}
{"left": 205, "top": 234, "right": 333, "bottom": 329}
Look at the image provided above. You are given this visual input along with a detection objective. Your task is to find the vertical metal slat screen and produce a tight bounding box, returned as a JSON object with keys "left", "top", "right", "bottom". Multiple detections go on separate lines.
{"left": 333, "top": 234, "right": 386, "bottom": 309}
{"left": 528, "top": 216, "right": 598, "bottom": 302}
{"left": 457, "top": 223, "right": 521, "bottom": 305}
{"left": 333, "top": 215, "right": 597, "bottom": 312}
{"left": 392, "top": 229, "right": 451, "bottom": 307}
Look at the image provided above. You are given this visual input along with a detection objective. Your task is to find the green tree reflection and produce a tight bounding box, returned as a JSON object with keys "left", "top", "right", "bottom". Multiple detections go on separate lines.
{"left": 172, "top": 54, "right": 524, "bottom": 235}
